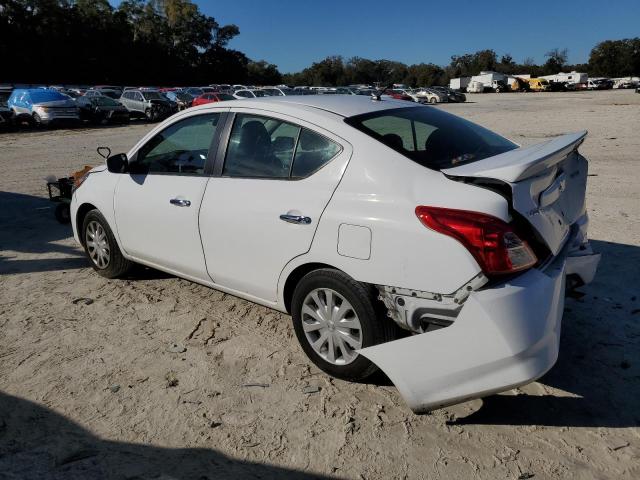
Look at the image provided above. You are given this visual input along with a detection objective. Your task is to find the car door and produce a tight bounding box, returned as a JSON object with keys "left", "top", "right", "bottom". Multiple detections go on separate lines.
{"left": 199, "top": 110, "right": 351, "bottom": 302}
{"left": 132, "top": 92, "right": 146, "bottom": 114}
{"left": 113, "top": 112, "right": 226, "bottom": 281}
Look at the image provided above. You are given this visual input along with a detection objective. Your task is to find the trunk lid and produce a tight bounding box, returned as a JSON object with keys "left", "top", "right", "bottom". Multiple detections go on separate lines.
{"left": 442, "top": 131, "right": 588, "bottom": 255}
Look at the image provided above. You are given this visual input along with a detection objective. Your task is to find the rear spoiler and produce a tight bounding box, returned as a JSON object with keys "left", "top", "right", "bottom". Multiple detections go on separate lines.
{"left": 442, "top": 131, "right": 587, "bottom": 183}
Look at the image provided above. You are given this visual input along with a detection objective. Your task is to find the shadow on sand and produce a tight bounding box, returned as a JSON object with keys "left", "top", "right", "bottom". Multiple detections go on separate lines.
{"left": 0, "top": 391, "right": 334, "bottom": 479}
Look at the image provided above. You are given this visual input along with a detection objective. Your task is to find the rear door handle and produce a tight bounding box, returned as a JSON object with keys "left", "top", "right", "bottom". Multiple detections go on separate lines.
{"left": 170, "top": 198, "right": 191, "bottom": 207}
{"left": 279, "top": 214, "right": 312, "bottom": 225}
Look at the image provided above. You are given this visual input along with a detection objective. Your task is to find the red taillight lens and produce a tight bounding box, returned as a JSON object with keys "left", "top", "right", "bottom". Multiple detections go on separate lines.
{"left": 415, "top": 206, "right": 537, "bottom": 276}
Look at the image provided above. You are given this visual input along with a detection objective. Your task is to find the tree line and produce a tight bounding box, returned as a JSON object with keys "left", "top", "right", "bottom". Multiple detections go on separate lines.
{"left": 0, "top": 1, "right": 638, "bottom": 87}
{"left": 282, "top": 41, "right": 640, "bottom": 87}
{"left": 0, "top": 0, "right": 282, "bottom": 85}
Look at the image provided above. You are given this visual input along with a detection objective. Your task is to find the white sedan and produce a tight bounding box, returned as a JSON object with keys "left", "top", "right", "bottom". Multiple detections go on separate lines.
{"left": 71, "top": 96, "right": 600, "bottom": 412}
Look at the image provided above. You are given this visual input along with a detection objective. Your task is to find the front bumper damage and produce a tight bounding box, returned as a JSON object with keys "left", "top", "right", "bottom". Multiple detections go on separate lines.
{"left": 359, "top": 227, "right": 600, "bottom": 413}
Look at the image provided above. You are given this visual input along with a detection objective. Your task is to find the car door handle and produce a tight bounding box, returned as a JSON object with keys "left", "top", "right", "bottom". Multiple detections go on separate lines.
{"left": 279, "top": 214, "right": 312, "bottom": 225}
{"left": 170, "top": 198, "right": 191, "bottom": 207}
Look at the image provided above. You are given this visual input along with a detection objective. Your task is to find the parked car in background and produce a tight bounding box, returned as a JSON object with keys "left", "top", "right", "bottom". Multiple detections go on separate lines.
{"left": 72, "top": 95, "right": 599, "bottom": 413}
{"left": 335, "top": 87, "right": 358, "bottom": 95}
{"left": 164, "top": 91, "right": 194, "bottom": 110}
{"left": 119, "top": 89, "right": 178, "bottom": 122}
{"left": 431, "top": 86, "right": 466, "bottom": 103}
{"left": 76, "top": 95, "right": 129, "bottom": 124}
{"left": 8, "top": 88, "right": 79, "bottom": 126}
{"left": 192, "top": 92, "right": 235, "bottom": 106}
{"left": 185, "top": 87, "right": 205, "bottom": 98}
{"left": 410, "top": 88, "right": 442, "bottom": 104}
{"left": 261, "top": 87, "right": 297, "bottom": 96}
{"left": 233, "top": 89, "right": 270, "bottom": 99}
{"left": 87, "top": 88, "right": 122, "bottom": 100}
{"left": 527, "top": 78, "right": 550, "bottom": 92}
{"left": 383, "top": 89, "right": 414, "bottom": 102}
{"left": 0, "top": 86, "right": 15, "bottom": 129}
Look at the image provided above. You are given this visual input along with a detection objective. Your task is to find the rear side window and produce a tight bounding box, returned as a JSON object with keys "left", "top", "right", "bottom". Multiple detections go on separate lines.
{"left": 292, "top": 129, "right": 341, "bottom": 178}
{"left": 135, "top": 113, "right": 220, "bottom": 175}
{"left": 223, "top": 114, "right": 299, "bottom": 178}
{"left": 345, "top": 107, "right": 517, "bottom": 170}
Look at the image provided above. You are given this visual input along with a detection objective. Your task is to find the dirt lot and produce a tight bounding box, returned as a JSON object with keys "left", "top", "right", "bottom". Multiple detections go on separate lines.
{"left": 1, "top": 90, "right": 639, "bottom": 479}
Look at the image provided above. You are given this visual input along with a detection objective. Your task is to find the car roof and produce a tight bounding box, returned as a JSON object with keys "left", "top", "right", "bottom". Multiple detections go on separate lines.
{"left": 234, "top": 95, "right": 420, "bottom": 118}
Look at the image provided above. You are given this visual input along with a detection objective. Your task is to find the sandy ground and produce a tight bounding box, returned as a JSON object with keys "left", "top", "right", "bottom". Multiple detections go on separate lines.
{"left": 0, "top": 90, "right": 639, "bottom": 479}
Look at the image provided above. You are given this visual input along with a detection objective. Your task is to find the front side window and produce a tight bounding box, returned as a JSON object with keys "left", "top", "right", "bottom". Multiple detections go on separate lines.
{"left": 223, "top": 114, "right": 341, "bottom": 179}
{"left": 345, "top": 106, "right": 517, "bottom": 170}
{"left": 134, "top": 114, "right": 220, "bottom": 175}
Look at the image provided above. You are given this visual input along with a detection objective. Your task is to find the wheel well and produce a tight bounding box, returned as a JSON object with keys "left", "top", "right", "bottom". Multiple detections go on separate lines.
{"left": 75, "top": 203, "right": 97, "bottom": 245}
{"left": 282, "top": 262, "right": 338, "bottom": 314}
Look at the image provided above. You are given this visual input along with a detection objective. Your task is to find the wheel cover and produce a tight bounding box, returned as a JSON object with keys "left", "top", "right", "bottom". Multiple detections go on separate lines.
{"left": 301, "top": 288, "right": 363, "bottom": 365}
{"left": 85, "top": 220, "right": 110, "bottom": 269}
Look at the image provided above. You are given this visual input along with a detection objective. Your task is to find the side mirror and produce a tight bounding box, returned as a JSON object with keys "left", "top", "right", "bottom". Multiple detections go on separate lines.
{"left": 106, "top": 153, "right": 128, "bottom": 173}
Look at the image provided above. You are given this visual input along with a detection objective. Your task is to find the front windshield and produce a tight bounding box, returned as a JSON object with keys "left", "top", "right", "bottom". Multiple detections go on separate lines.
{"left": 345, "top": 106, "right": 517, "bottom": 170}
{"left": 30, "top": 90, "right": 69, "bottom": 103}
{"left": 252, "top": 90, "right": 267, "bottom": 97}
{"left": 262, "top": 89, "right": 283, "bottom": 96}
{"left": 143, "top": 91, "right": 164, "bottom": 100}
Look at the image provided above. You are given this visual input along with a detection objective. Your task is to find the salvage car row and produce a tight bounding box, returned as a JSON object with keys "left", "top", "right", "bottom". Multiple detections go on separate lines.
{"left": 0, "top": 83, "right": 467, "bottom": 130}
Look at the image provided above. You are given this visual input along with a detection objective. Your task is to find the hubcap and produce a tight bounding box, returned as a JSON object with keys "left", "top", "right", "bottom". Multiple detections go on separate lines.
{"left": 85, "top": 221, "right": 110, "bottom": 269}
{"left": 301, "top": 288, "right": 362, "bottom": 365}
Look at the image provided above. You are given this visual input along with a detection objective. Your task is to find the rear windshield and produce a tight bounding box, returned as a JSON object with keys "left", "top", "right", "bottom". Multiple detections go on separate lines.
{"left": 345, "top": 106, "right": 517, "bottom": 170}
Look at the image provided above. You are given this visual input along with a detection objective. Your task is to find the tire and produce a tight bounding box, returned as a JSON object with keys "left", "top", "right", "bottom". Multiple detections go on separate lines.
{"left": 145, "top": 108, "right": 158, "bottom": 122}
{"left": 291, "top": 268, "right": 396, "bottom": 381}
{"left": 54, "top": 203, "right": 71, "bottom": 224}
{"left": 32, "top": 112, "right": 42, "bottom": 127}
{"left": 429, "top": 97, "right": 437, "bottom": 104}
{"left": 82, "top": 209, "right": 132, "bottom": 278}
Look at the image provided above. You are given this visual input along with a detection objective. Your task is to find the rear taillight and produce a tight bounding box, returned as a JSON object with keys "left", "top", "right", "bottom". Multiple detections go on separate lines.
{"left": 415, "top": 206, "right": 537, "bottom": 276}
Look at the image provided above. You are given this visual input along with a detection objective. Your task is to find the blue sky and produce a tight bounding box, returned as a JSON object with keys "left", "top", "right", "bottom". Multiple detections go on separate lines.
{"left": 111, "top": 0, "right": 640, "bottom": 72}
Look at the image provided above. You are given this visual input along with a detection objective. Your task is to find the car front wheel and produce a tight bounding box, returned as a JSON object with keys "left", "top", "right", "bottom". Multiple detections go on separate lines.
{"left": 82, "top": 209, "right": 132, "bottom": 278}
{"left": 291, "top": 268, "right": 396, "bottom": 381}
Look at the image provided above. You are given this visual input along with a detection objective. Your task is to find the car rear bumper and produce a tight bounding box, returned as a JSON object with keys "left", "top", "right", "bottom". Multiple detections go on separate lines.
{"left": 358, "top": 229, "right": 600, "bottom": 413}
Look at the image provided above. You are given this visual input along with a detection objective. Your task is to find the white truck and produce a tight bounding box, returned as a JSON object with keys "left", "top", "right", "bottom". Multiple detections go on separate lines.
{"left": 470, "top": 71, "right": 508, "bottom": 92}
{"left": 449, "top": 77, "right": 471, "bottom": 91}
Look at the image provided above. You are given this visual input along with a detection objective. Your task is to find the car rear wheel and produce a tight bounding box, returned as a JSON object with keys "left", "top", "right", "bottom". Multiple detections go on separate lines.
{"left": 82, "top": 209, "right": 132, "bottom": 278}
{"left": 291, "top": 268, "right": 396, "bottom": 381}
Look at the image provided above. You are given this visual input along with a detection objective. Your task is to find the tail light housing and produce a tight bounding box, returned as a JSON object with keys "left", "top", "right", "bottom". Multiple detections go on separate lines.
{"left": 415, "top": 206, "right": 537, "bottom": 276}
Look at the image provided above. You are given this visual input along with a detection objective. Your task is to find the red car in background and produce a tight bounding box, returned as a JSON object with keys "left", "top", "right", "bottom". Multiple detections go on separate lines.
{"left": 192, "top": 92, "right": 235, "bottom": 106}
{"left": 383, "top": 89, "right": 414, "bottom": 102}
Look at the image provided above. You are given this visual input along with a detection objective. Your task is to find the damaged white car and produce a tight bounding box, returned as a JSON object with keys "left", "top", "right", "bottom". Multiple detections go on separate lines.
{"left": 71, "top": 95, "right": 600, "bottom": 412}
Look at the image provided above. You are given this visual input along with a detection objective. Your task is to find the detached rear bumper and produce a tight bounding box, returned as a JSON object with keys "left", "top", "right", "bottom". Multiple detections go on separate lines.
{"left": 359, "top": 237, "right": 600, "bottom": 413}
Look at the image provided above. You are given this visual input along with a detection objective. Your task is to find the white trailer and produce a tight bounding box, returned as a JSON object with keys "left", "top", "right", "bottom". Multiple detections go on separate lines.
{"left": 541, "top": 71, "right": 588, "bottom": 85}
{"left": 449, "top": 77, "right": 471, "bottom": 91}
